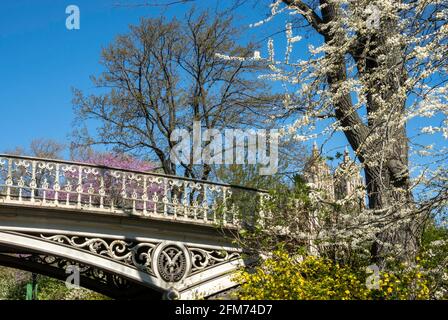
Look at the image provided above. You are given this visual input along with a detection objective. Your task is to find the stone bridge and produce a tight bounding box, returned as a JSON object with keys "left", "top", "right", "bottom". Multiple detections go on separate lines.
{"left": 0, "top": 154, "right": 268, "bottom": 299}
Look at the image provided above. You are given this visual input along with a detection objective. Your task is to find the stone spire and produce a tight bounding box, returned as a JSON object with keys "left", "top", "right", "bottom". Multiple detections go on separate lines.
{"left": 343, "top": 146, "right": 350, "bottom": 162}
{"left": 312, "top": 141, "right": 319, "bottom": 157}
{"left": 304, "top": 143, "right": 366, "bottom": 206}
{"left": 304, "top": 142, "right": 334, "bottom": 200}
{"left": 334, "top": 147, "right": 365, "bottom": 207}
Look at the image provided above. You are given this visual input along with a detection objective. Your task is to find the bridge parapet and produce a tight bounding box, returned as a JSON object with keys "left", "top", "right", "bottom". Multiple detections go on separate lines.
{"left": 0, "top": 154, "right": 269, "bottom": 228}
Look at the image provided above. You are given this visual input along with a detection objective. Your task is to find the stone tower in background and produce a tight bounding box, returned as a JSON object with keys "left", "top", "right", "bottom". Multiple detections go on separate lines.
{"left": 304, "top": 144, "right": 365, "bottom": 208}
{"left": 334, "top": 147, "right": 365, "bottom": 208}
{"left": 303, "top": 143, "right": 335, "bottom": 201}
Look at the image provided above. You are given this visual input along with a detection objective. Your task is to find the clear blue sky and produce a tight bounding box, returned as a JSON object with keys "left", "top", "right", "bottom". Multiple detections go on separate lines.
{"left": 0, "top": 1, "right": 445, "bottom": 170}
{"left": 0, "top": 1, "right": 145, "bottom": 154}
{"left": 0, "top": 0, "right": 277, "bottom": 158}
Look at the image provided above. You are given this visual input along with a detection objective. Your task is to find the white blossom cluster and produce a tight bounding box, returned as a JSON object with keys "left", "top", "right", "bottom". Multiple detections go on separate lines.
{"left": 219, "top": 1, "right": 448, "bottom": 271}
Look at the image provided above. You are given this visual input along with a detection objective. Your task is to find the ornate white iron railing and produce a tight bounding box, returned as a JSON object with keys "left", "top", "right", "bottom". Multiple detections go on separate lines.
{"left": 0, "top": 155, "right": 268, "bottom": 228}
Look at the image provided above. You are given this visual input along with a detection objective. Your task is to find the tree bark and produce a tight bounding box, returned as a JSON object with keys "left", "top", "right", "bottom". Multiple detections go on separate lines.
{"left": 286, "top": 0, "right": 421, "bottom": 264}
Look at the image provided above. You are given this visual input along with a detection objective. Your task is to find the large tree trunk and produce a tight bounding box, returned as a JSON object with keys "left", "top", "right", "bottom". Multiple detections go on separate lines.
{"left": 318, "top": 0, "right": 420, "bottom": 265}
{"left": 282, "top": 0, "right": 421, "bottom": 263}
{"left": 364, "top": 135, "right": 420, "bottom": 266}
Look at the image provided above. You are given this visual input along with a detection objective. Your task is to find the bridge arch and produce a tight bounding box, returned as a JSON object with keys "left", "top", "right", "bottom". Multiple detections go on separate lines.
{"left": 0, "top": 237, "right": 161, "bottom": 299}
{"left": 0, "top": 154, "right": 265, "bottom": 299}
{"left": 0, "top": 231, "right": 164, "bottom": 298}
{"left": 0, "top": 217, "right": 246, "bottom": 300}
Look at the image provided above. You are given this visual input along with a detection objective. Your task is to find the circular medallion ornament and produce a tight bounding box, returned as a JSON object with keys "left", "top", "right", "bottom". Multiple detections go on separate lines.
{"left": 155, "top": 244, "right": 188, "bottom": 282}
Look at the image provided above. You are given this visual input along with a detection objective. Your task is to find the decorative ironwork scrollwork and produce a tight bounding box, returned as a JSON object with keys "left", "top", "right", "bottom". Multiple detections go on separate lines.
{"left": 190, "top": 248, "right": 241, "bottom": 273}
{"left": 40, "top": 234, "right": 156, "bottom": 275}
{"left": 34, "top": 233, "right": 242, "bottom": 283}
{"left": 12, "top": 253, "right": 132, "bottom": 290}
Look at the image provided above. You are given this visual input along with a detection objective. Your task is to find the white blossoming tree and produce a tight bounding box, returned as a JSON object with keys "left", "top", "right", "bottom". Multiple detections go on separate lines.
{"left": 211, "top": 0, "right": 448, "bottom": 265}
{"left": 123, "top": 0, "right": 447, "bottom": 267}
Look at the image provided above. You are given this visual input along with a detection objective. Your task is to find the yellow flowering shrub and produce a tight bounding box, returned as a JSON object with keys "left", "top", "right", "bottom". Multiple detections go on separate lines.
{"left": 235, "top": 248, "right": 430, "bottom": 300}
{"left": 370, "top": 267, "right": 430, "bottom": 300}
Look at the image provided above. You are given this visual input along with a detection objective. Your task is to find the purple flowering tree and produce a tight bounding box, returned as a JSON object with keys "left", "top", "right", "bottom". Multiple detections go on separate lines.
{"left": 82, "top": 152, "right": 156, "bottom": 173}
{"left": 73, "top": 152, "right": 163, "bottom": 212}
{"left": 33, "top": 152, "right": 163, "bottom": 213}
